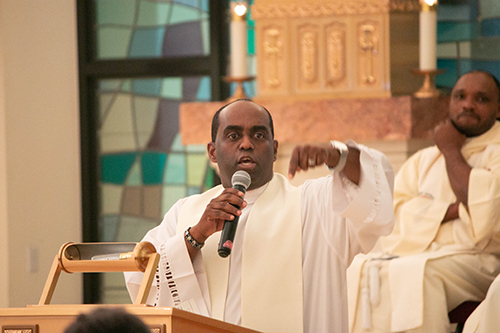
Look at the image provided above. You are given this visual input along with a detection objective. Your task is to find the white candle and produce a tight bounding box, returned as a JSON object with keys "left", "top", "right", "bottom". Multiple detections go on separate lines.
{"left": 419, "top": 0, "right": 438, "bottom": 70}
{"left": 230, "top": 2, "right": 248, "bottom": 78}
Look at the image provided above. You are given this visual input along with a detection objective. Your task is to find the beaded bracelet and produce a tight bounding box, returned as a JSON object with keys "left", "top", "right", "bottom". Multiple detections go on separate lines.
{"left": 184, "top": 227, "right": 204, "bottom": 250}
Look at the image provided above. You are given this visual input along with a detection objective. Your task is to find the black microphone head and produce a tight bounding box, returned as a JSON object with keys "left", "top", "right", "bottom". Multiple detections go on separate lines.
{"left": 232, "top": 170, "right": 251, "bottom": 190}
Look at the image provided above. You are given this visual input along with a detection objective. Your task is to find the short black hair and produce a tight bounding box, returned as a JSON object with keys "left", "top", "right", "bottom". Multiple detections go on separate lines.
{"left": 465, "top": 70, "right": 500, "bottom": 101}
{"left": 64, "top": 308, "right": 150, "bottom": 333}
{"left": 211, "top": 98, "right": 274, "bottom": 142}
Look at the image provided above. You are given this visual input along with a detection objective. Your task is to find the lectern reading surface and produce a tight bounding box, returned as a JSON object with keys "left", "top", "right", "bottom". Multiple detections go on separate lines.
{"left": 0, "top": 242, "right": 262, "bottom": 333}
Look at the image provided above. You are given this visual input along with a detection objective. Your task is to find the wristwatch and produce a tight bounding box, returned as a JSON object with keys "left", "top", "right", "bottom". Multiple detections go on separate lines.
{"left": 328, "top": 140, "right": 349, "bottom": 172}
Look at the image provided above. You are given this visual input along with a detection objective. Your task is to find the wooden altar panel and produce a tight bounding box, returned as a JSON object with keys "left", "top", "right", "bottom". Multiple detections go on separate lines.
{"left": 252, "top": 0, "right": 420, "bottom": 100}
{"left": 0, "top": 305, "right": 262, "bottom": 333}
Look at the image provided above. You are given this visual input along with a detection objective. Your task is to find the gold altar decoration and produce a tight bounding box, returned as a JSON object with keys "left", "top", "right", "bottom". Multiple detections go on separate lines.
{"left": 38, "top": 242, "right": 160, "bottom": 306}
{"left": 252, "top": 0, "right": 421, "bottom": 100}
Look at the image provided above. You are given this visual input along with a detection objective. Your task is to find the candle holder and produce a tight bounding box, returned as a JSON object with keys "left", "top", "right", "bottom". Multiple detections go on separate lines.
{"left": 224, "top": 76, "right": 256, "bottom": 101}
{"left": 411, "top": 69, "right": 445, "bottom": 98}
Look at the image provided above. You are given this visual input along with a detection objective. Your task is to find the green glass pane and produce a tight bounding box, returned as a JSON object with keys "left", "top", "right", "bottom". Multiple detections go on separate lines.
{"left": 101, "top": 184, "right": 123, "bottom": 215}
{"left": 100, "top": 94, "right": 133, "bottom": 133}
{"left": 201, "top": 18, "right": 210, "bottom": 54}
{"left": 117, "top": 216, "right": 159, "bottom": 242}
{"left": 99, "top": 93, "right": 115, "bottom": 123}
{"left": 97, "top": 27, "right": 132, "bottom": 59}
{"left": 170, "top": 4, "right": 203, "bottom": 25}
{"left": 142, "top": 152, "right": 167, "bottom": 185}
{"left": 134, "top": 96, "right": 159, "bottom": 149}
{"left": 171, "top": 133, "right": 185, "bottom": 153}
{"left": 137, "top": 1, "right": 172, "bottom": 27}
{"left": 187, "top": 154, "right": 207, "bottom": 186}
{"left": 248, "top": 55, "right": 257, "bottom": 76}
{"left": 248, "top": 29, "right": 255, "bottom": 55}
{"left": 102, "top": 215, "right": 120, "bottom": 241}
{"left": 125, "top": 160, "right": 142, "bottom": 186}
{"left": 161, "top": 77, "right": 183, "bottom": 99}
{"left": 164, "top": 153, "right": 186, "bottom": 184}
{"left": 96, "top": 0, "right": 136, "bottom": 25}
{"left": 99, "top": 79, "right": 122, "bottom": 92}
{"left": 129, "top": 28, "right": 165, "bottom": 58}
{"left": 204, "top": 168, "right": 214, "bottom": 190}
{"left": 186, "top": 144, "right": 206, "bottom": 153}
{"left": 480, "top": 1, "right": 500, "bottom": 19}
{"left": 134, "top": 96, "right": 159, "bottom": 132}
{"left": 162, "top": 185, "right": 187, "bottom": 212}
{"left": 122, "top": 80, "right": 132, "bottom": 92}
{"left": 101, "top": 153, "right": 137, "bottom": 184}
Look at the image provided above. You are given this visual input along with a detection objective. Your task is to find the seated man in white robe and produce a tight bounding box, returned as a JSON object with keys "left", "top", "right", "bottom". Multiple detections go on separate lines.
{"left": 463, "top": 273, "right": 500, "bottom": 333}
{"left": 348, "top": 70, "right": 500, "bottom": 333}
{"left": 125, "top": 99, "right": 395, "bottom": 333}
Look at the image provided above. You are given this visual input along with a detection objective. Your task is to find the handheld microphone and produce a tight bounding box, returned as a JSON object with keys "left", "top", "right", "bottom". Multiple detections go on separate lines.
{"left": 218, "top": 170, "right": 251, "bottom": 258}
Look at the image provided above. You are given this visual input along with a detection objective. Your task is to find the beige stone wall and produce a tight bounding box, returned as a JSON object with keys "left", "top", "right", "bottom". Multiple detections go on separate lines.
{"left": 0, "top": 0, "right": 82, "bottom": 307}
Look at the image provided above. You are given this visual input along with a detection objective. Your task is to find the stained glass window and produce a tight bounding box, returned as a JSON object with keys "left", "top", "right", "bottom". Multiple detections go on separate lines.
{"left": 95, "top": 0, "right": 210, "bottom": 59}
{"left": 97, "top": 76, "right": 213, "bottom": 303}
{"left": 81, "top": 0, "right": 224, "bottom": 304}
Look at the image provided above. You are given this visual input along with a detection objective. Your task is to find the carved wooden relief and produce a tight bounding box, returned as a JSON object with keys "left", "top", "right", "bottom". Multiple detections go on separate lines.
{"left": 358, "top": 22, "right": 378, "bottom": 85}
{"left": 2, "top": 325, "right": 38, "bottom": 333}
{"left": 252, "top": 0, "right": 419, "bottom": 18}
{"left": 325, "top": 23, "right": 346, "bottom": 86}
{"left": 298, "top": 25, "right": 318, "bottom": 83}
{"left": 263, "top": 27, "right": 284, "bottom": 88}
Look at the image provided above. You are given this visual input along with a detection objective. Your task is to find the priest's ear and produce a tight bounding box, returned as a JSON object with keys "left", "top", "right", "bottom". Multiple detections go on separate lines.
{"left": 207, "top": 142, "right": 217, "bottom": 163}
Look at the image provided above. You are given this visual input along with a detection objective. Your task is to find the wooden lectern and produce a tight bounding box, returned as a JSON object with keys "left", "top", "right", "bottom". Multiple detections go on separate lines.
{"left": 0, "top": 242, "right": 261, "bottom": 333}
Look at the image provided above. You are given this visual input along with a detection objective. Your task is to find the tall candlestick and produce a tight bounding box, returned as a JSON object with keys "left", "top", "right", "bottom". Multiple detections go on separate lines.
{"left": 230, "top": 2, "right": 248, "bottom": 78}
{"left": 419, "top": 0, "right": 438, "bottom": 70}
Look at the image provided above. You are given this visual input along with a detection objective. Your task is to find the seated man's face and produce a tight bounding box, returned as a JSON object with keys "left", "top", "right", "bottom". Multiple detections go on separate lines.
{"left": 449, "top": 71, "right": 500, "bottom": 137}
{"left": 208, "top": 100, "right": 278, "bottom": 190}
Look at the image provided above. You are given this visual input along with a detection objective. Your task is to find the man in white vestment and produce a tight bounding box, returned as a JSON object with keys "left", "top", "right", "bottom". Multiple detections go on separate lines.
{"left": 125, "top": 99, "right": 395, "bottom": 333}
{"left": 463, "top": 273, "right": 500, "bottom": 333}
{"left": 348, "top": 70, "right": 500, "bottom": 333}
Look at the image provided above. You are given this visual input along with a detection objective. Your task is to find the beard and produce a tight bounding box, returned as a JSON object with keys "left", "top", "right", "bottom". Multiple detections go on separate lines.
{"left": 450, "top": 116, "right": 495, "bottom": 138}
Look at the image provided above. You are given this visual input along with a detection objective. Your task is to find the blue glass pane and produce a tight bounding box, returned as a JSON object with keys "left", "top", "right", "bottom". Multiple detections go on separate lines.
{"left": 129, "top": 28, "right": 165, "bottom": 58}
{"left": 481, "top": 19, "right": 500, "bottom": 37}
{"left": 101, "top": 153, "right": 137, "bottom": 184}
{"left": 438, "top": 4, "right": 476, "bottom": 21}
{"left": 201, "top": 0, "right": 209, "bottom": 12}
{"left": 436, "top": 59, "right": 459, "bottom": 88}
{"left": 196, "top": 77, "right": 211, "bottom": 101}
{"left": 470, "top": 60, "right": 500, "bottom": 80}
{"left": 187, "top": 186, "right": 201, "bottom": 196}
{"left": 132, "top": 79, "right": 162, "bottom": 96}
{"left": 438, "top": 22, "right": 479, "bottom": 42}
{"left": 141, "top": 152, "right": 167, "bottom": 185}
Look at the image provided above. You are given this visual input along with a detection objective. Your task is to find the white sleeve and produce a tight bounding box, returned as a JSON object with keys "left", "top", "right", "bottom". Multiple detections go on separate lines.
{"left": 342, "top": 143, "right": 395, "bottom": 255}
{"left": 124, "top": 198, "right": 210, "bottom": 316}
{"left": 301, "top": 142, "right": 394, "bottom": 266}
